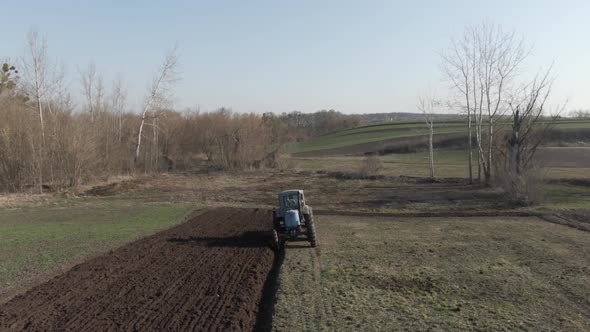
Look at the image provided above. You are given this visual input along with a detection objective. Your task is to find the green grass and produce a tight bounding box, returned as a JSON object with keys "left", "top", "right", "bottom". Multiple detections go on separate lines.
{"left": 544, "top": 183, "right": 590, "bottom": 209}
{"left": 293, "top": 118, "right": 590, "bottom": 154}
{"left": 0, "top": 201, "right": 196, "bottom": 301}
{"left": 552, "top": 119, "right": 590, "bottom": 129}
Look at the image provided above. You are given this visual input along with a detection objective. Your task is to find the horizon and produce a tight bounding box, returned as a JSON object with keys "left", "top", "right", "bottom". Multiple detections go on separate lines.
{"left": 4, "top": 0, "right": 589, "bottom": 114}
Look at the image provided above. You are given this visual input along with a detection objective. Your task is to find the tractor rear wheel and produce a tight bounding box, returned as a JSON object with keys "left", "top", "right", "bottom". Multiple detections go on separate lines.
{"left": 272, "top": 229, "right": 282, "bottom": 251}
{"left": 305, "top": 214, "right": 318, "bottom": 248}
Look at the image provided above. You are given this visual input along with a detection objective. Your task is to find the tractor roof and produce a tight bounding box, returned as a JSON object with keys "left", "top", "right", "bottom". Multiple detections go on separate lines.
{"left": 280, "top": 189, "right": 303, "bottom": 195}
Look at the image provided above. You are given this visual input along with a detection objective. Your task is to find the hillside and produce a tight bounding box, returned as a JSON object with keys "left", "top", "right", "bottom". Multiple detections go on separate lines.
{"left": 360, "top": 112, "right": 463, "bottom": 122}
{"left": 292, "top": 118, "right": 590, "bottom": 156}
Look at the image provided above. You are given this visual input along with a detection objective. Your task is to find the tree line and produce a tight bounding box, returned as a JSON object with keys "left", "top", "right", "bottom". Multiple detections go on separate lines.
{"left": 0, "top": 30, "right": 361, "bottom": 193}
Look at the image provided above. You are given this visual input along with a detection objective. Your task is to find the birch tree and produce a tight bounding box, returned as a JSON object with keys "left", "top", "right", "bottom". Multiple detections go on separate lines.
{"left": 22, "top": 29, "right": 49, "bottom": 141}
{"left": 135, "top": 47, "right": 179, "bottom": 165}
{"left": 21, "top": 29, "right": 52, "bottom": 192}
{"left": 417, "top": 94, "right": 440, "bottom": 179}
{"left": 442, "top": 22, "right": 527, "bottom": 185}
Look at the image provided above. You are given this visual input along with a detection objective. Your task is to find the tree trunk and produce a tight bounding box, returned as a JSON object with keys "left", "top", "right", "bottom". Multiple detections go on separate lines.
{"left": 135, "top": 114, "right": 146, "bottom": 164}
{"left": 509, "top": 110, "right": 521, "bottom": 200}
{"left": 36, "top": 91, "right": 44, "bottom": 193}
{"left": 119, "top": 112, "right": 122, "bottom": 143}
{"left": 135, "top": 90, "right": 157, "bottom": 166}
{"left": 477, "top": 156, "right": 481, "bottom": 183}
{"left": 486, "top": 118, "right": 493, "bottom": 185}
{"left": 475, "top": 115, "right": 484, "bottom": 183}
{"left": 153, "top": 116, "right": 158, "bottom": 172}
{"left": 467, "top": 109, "right": 473, "bottom": 183}
{"left": 428, "top": 124, "right": 435, "bottom": 178}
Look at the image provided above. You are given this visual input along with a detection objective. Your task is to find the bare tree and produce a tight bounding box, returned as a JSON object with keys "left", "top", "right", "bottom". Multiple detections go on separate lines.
{"left": 499, "top": 67, "right": 563, "bottom": 203}
{"left": 79, "top": 62, "right": 105, "bottom": 121}
{"left": 441, "top": 34, "right": 475, "bottom": 183}
{"left": 417, "top": 94, "right": 440, "bottom": 179}
{"left": 135, "top": 47, "right": 179, "bottom": 165}
{"left": 21, "top": 29, "right": 49, "bottom": 141}
{"left": 571, "top": 109, "right": 590, "bottom": 118}
{"left": 442, "top": 22, "right": 527, "bottom": 185}
{"left": 21, "top": 29, "right": 52, "bottom": 192}
{"left": 110, "top": 75, "right": 127, "bottom": 142}
{"left": 80, "top": 62, "right": 96, "bottom": 120}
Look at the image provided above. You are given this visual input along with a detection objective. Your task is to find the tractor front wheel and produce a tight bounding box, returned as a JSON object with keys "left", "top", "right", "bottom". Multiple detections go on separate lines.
{"left": 305, "top": 214, "right": 318, "bottom": 248}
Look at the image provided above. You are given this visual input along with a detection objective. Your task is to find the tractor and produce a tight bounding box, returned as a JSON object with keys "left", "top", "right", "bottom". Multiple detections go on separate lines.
{"left": 272, "top": 189, "right": 317, "bottom": 250}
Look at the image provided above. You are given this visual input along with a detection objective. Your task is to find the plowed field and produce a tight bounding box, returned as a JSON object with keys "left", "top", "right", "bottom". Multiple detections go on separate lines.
{"left": 0, "top": 208, "right": 275, "bottom": 331}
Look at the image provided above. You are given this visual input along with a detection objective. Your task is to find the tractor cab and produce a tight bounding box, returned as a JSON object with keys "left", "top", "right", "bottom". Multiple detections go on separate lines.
{"left": 278, "top": 190, "right": 304, "bottom": 215}
{"left": 274, "top": 189, "right": 312, "bottom": 223}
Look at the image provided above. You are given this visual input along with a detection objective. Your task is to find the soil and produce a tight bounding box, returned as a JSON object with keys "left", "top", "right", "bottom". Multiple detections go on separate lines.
{"left": 535, "top": 147, "right": 590, "bottom": 167}
{"left": 83, "top": 179, "right": 142, "bottom": 196}
{"left": 293, "top": 133, "right": 465, "bottom": 157}
{"left": 0, "top": 208, "right": 275, "bottom": 331}
{"left": 539, "top": 209, "right": 590, "bottom": 232}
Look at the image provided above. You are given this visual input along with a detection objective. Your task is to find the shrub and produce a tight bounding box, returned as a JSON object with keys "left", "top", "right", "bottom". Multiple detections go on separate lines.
{"left": 359, "top": 154, "right": 383, "bottom": 177}
{"left": 493, "top": 146, "right": 546, "bottom": 206}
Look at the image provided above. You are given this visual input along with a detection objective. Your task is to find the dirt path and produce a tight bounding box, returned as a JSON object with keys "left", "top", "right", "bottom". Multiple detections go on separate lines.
{"left": 0, "top": 208, "right": 275, "bottom": 331}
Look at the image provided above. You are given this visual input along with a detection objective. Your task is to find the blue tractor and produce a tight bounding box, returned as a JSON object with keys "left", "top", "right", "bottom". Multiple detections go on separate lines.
{"left": 272, "top": 189, "right": 317, "bottom": 250}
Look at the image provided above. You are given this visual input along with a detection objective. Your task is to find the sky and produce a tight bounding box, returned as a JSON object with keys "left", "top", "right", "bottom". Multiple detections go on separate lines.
{"left": 3, "top": 0, "right": 589, "bottom": 114}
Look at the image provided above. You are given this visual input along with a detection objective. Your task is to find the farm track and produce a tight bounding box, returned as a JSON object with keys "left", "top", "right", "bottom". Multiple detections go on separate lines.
{"left": 0, "top": 208, "right": 275, "bottom": 331}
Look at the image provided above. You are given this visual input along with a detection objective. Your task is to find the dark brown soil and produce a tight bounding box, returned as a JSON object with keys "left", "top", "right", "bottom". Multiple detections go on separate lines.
{"left": 0, "top": 208, "right": 275, "bottom": 331}
{"left": 84, "top": 179, "right": 141, "bottom": 196}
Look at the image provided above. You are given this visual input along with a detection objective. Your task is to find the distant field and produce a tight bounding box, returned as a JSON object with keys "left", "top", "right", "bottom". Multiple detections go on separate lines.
{"left": 293, "top": 118, "right": 590, "bottom": 155}
{"left": 293, "top": 119, "right": 466, "bottom": 154}
{"left": 293, "top": 147, "right": 590, "bottom": 178}
{"left": 291, "top": 147, "right": 590, "bottom": 209}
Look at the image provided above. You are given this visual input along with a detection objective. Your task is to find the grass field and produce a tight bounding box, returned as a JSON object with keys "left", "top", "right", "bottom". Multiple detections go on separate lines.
{"left": 0, "top": 201, "right": 195, "bottom": 302}
{"left": 273, "top": 215, "right": 590, "bottom": 331}
{"left": 293, "top": 118, "right": 590, "bottom": 154}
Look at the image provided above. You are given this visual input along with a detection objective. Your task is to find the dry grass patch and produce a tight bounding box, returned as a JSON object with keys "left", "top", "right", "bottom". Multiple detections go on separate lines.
{"left": 273, "top": 215, "right": 590, "bottom": 331}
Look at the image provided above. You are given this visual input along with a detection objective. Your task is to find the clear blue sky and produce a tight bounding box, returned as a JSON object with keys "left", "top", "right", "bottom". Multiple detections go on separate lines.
{"left": 4, "top": 0, "right": 589, "bottom": 114}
